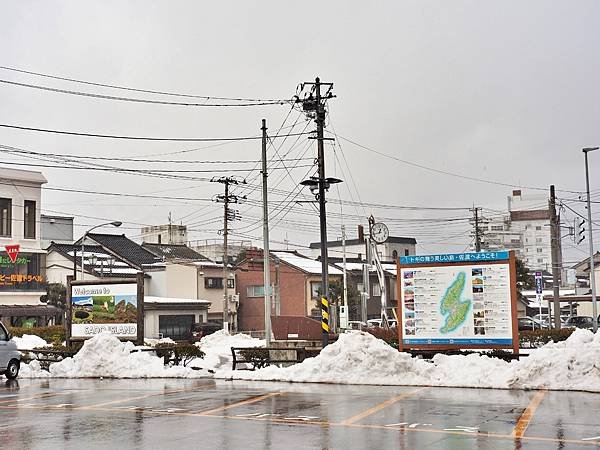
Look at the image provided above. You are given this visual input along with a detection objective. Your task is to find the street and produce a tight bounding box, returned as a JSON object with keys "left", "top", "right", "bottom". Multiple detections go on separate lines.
{"left": 1, "top": 379, "right": 599, "bottom": 449}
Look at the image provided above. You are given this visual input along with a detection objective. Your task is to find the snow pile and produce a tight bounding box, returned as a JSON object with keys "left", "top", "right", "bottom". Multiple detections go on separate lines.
{"left": 218, "top": 330, "right": 600, "bottom": 392}
{"left": 19, "top": 360, "right": 50, "bottom": 378}
{"left": 194, "top": 330, "right": 264, "bottom": 371}
{"left": 46, "top": 333, "right": 202, "bottom": 378}
{"left": 217, "top": 332, "right": 432, "bottom": 385}
{"left": 508, "top": 329, "right": 600, "bottom": 391}
{"left": 144, "top": 337, "right": 175, "bottom": 346}
{"left": 12, "top": 334, "right": 51, "bottom": 350}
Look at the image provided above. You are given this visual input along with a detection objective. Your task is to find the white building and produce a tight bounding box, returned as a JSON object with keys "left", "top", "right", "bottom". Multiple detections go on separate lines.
{"left": 479, "top": 191, "right": 556, "bottom": 271}
{"left": 0, "top": 168, "right": 59, "bottom": 326}
{"left": 141, "top": 224, "right": 188, "bottom": 245}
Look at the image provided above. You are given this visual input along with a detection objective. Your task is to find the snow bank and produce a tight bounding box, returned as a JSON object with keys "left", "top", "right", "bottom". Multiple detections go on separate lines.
{"left": 46, "top": 333, "right": 203, "bottom": 378}
{"left": 217, "top": 330, "right": 600, "bottom": 392}
{"left": 193, "top": 330, "right": 264, "bottom": 371}
{"left": 12, "top": 334, "right": 51, "bottom": 350}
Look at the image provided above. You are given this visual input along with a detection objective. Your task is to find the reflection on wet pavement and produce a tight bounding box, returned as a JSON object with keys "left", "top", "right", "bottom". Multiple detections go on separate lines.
{"left": 0, "top": 379, "right": 599, "bottom": 449}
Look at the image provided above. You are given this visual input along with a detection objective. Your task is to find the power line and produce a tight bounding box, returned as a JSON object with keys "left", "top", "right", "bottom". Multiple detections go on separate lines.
{"left": 0, "top": 123, "right": 312, "bottom": 142}
{"left": 0, "top": 64, "right": 287, "bottom": 102}
{"left": 331, "top": 131, "right": 583, "bottom": 195}
{"left": 0, "top": 78, "right": 290, "bottom": 107}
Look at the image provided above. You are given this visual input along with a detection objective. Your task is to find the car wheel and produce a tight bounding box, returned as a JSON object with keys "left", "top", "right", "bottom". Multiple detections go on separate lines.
{"left": 5, "top": 359, "right": 19, "bottom": 380}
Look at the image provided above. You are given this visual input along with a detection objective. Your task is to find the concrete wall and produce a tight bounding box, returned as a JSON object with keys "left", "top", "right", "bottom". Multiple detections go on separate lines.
{"left": 41, "top": 215, "right": 74, "bottom": 247}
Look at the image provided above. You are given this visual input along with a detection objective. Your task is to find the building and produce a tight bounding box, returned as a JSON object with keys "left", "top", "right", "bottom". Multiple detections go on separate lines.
{"left": 40, "top": 214, "right": 74, "bottom": 248}
{"left": 140, "top": 224, "right": 187, "bottom": 245}
{"left": 308, "top": 236, "right": 417, "bottom": 260}
{"left": 189, "top": 238, "right": 254, "bottom": 264}
{"left": 0, "top": 168, "right": 60, "bottom": 327}
{"left": 235, "top": 249, "right": 342, "bottom": 333}
{"left": 479, "top": 191, "right": 557, "bottom": 271}
{"left": 330, "top": 258, "right": 398, "bottom": 320}
{"left": 45, "top": 233, "right": 218, "bottom": 339}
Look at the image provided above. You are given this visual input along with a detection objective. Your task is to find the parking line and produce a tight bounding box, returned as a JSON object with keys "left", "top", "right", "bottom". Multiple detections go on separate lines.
{"left": 512, "top": 389, "right": 548, "bottom": 438}
{"left": 341, "top": 387, "right": 427, "bottom": 425}
{"left": 198, "top": 392, "right": 282, "bottom": 416}
{"left": 76, "top": 385, "right": 212, "bottom": 409}
{"left": 0, "top": 391, "right": 66, "bottom": 404}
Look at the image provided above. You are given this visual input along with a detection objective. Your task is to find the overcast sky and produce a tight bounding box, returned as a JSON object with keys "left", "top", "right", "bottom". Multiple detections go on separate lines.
{"left": 1, "top": 1, "right": 599, "bottom": 265}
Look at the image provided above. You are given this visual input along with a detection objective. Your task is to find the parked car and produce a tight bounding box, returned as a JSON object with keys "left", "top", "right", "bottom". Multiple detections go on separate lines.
{"left": 518, "top": 317, "right": 547, "bottom": 331}
{"left": 0, "top": 322, "right": 20, "bottom": 379}
{"left": 564, "top": 316, "right": 594, "bottom": 329}
{"left": 188, "top": 322, "right": 222, "bottom": 342}
{"left": 367, "top": 318, "right": 398, "bottom": 328}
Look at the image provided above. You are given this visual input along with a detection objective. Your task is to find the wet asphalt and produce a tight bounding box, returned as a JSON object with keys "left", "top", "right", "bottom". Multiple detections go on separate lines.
{"left": 0, "top": 378, "right": 599, "bottom": 449}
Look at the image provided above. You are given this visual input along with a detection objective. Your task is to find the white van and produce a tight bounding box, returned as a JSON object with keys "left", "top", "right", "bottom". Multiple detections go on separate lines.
{"left": 0, "top": 323, "right": 20, "bottom": 379}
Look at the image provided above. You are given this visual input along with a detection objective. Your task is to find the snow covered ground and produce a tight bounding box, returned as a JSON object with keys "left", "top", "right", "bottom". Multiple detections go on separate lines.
{"left": 215, "top": 330, "right": 600, "bottom": 393}
{"left": 10, "top": 329, "right": 600, "bottom": 392}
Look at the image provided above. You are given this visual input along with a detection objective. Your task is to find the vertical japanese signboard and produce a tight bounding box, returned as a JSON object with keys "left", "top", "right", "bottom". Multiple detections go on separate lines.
{"left": 397, "top": 251, "right": 518, "bottom": 353}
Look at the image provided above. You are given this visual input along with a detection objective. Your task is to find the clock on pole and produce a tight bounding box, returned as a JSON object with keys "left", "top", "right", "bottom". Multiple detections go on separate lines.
{"left": 371, "top": 222, "right": 389, "bottom": 244}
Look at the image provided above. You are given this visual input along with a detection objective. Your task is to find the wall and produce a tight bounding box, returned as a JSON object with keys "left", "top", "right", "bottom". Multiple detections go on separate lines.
{"left": 144, "top": 308, "right": 207, "bottom": 339}
{"left": 40, "top": 215, "right": 74, "bottom": 247}
{"left": 236, "top": 258, "right": 307, "bottom": 332}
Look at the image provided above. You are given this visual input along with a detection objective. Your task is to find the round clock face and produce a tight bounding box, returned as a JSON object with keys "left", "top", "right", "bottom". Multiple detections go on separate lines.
{"left": 371, "top": 222, "right": 389, "bottom": 244}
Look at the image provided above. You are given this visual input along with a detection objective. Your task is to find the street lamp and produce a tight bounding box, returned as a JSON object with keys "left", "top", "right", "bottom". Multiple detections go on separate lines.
{"left": 583, "top": 147, "right": 599, "bottom": 332}
{"left": 81, "top": 221, "right": 122, "bottom": 279}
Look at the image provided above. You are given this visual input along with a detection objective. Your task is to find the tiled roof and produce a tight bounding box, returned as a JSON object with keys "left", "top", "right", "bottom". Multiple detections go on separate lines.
{"left": 142, "top": 243, "right": 209, "bottom": 261}
{"left": 47, "top": 242, "right": 139, "bottom": 278}
{"left": 85, "top": 233, "right": 161, "bottom": 268}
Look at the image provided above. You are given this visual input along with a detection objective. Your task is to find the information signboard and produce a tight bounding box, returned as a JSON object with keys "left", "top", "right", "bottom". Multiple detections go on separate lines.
{"left": 397, "top": 251, "right": 518, "bottom": 352}
{"left": 68, "top": 278, "right": 143, "bottom": 341}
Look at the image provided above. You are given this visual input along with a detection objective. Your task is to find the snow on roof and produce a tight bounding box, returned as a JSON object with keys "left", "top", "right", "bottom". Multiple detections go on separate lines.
{"left": 144, "top": 296, "right": 211, "bottom": 305}
{"left": 272, "top": 251, "right": 343, "bottom": 275}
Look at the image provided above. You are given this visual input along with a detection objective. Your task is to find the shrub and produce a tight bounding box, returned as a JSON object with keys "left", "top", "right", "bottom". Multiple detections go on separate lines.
{"left": 239, "top": 348, "right": 270, "bottom": 369}
{"left": 8, "top": 325, "right": 66, "bottom": 345}
{"left": 154, "top": 342, "right": 205, "bottom": 367}
{"left": 519, "top": 328, "right": 575, "bottom": 348}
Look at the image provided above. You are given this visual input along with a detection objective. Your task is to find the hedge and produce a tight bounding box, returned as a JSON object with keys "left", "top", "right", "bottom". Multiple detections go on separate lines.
{"left": 8, "top": 325, "right": 66, "bottom": 345}
{"left": 519, "top": 328, "right": 575, "bottom": 348}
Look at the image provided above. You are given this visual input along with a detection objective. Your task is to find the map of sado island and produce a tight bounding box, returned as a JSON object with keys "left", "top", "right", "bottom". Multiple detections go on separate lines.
{"left": 439, "top": 271, "right": 471, "bottom": 333}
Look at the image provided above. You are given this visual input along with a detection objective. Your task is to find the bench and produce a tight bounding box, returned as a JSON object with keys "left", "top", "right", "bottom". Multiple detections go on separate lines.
{"left": 20, "top": 349, "right": 78, "bottom": 370}
{"left": 231, "top": 346, "right": 312, "bottom": 370}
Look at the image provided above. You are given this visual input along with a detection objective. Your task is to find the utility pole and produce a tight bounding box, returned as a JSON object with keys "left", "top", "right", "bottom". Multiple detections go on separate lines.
{"left": 212, "top": 176, "right": 246, "bottom": 332}
{"left": 471, "top": 206, "right": 483, "bottom": 252}
{"left": 549, "top": 185, "right": 561, "bottom": 329}
{"left": 261, "top": 118, "right": 272, "bottom": 345}
{"left": 583, "top": 147, "right": 599, "bottom": 332}
{"left": 297, "top": 77, "right": 336, "bottom": 347}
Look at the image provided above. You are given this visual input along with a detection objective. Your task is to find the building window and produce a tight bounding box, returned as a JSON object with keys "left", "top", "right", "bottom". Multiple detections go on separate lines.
{"left": 392, "top": 250, "right": 398, "bottom": 260}
{"left": 247, "top": 285, "right": 272, "bottom": 297}
{"left": 536, "top": 238, "right": 542, "bottom": 243}
{"left": 24, "top": 200, "right": 36, "bottom": 239}
{"left": 510, "top": 239, "right": 521, "bottom": 244}
{"left": 537, "top": 258, "right": 544, "bottom": 264}
{"left": 404, "top": 249, "right": 409, "bottom": 256}
{"left": 205, "top": 277, "right": 223, "bottom": 289}
{"left": 0, "top": 198, "right": 11, "bottom": 237}
{"left": 491, "top": 225, "right": 503, "bottom": 231}
{"left": 227, "top": 278, "right": 234, "bottom": 288}
{"left": 159, "top": 314, "right": 195, "bottom": 341}
{"left": 535, "top": 226, "right": 542, "bottom": 231}
{"left": 537, "top": 248, "right": 543, "bottom": 253}
{"left": 372, "top": 283, "right": 381, "bottom": 296}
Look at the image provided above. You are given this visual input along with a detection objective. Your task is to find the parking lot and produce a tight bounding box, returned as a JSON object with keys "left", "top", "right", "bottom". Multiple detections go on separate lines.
{"left": 1, "top": 378, "right": 599, "bottom": 449}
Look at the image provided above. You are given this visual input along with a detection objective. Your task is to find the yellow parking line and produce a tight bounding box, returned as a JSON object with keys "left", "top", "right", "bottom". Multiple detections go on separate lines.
{"left": 512, "top": 389, "right": 548, "bottom": 438}
{"left": 198, "top": 392, "right": 282, "bottom": 416}
{"left": 77, "top": 385, "right": 211, "bottom": 409}
{"left": 0, "top": 391, "right": 66, "bottom": 404}
{"left": 341, "top": 387, "right": 427, "bottom": 425}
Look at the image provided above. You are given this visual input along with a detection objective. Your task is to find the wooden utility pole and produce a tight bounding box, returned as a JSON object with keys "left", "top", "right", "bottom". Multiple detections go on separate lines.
{"left": 549, "top": 185, "right": 561, "bottom": 329}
